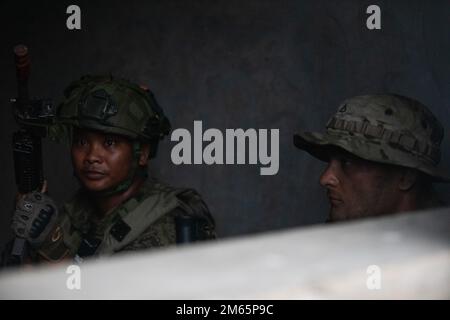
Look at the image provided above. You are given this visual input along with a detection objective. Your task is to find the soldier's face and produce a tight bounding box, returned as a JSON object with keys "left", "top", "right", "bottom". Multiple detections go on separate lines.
{"left": 319, "top": 150, "right": 402, "bottom": 222}
{"left": 71, "top": 129, "right": 135, "bottom": 193}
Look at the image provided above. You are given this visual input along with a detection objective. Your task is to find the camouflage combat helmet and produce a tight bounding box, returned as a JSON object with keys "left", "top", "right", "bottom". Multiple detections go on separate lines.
{"left": 58, "top": 75, "right": 171, "bottom": 159}
{"left": 57, "top": 75, "right": 172, "bottom": 195}
{"left": 294, "top": 94, "right": 450, "bottom": 182}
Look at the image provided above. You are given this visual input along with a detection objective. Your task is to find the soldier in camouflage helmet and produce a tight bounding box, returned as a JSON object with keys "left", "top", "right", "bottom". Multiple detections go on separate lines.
{"left": 294, "top": 94, "right": 449, "bottom": 222}
{"left": 6, "top": 75, "right": 215, "bottom": 265}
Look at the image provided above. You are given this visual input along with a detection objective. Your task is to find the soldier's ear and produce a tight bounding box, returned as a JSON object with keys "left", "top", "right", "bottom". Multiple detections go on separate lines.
{"left": 398, "top": 168, "right": 418, "bottom": 191}
{"left": 139, "top": 144, "right": 151, "bottom": 166}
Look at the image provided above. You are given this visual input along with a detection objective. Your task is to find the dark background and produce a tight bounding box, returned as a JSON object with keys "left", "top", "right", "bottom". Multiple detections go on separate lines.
{"left": 1, "top": 0, "right": 449, "bottom": 247}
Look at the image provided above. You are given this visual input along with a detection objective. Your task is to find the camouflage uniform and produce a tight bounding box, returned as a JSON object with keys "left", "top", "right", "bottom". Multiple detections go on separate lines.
{"left": 10, "top": 75, "right": 216, "bottom": 264}
{"left": 38, "top": 179, "right": 215, "bottom": 262}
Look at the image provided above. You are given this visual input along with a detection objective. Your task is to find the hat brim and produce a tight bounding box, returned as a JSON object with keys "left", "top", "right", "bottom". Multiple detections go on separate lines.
{"left": 294, "top": 131, "right": 450, "bottom": 183}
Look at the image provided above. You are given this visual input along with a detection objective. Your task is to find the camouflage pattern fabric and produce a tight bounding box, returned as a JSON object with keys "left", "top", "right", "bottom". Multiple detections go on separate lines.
{"left": 120, "top": 211, "right": 180, "bottom": 251}
{"left": 294, "top": 94, "right": 450, "bottom": 182}
{"left": 57, "top": 75, "right": 170, "bottom": 144}
{"left": 37, "top": 179, "right": 215, "bottom": 262}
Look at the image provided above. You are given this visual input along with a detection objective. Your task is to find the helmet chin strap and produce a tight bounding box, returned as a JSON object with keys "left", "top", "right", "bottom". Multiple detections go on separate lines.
{"left": 78, "top": 141, "right": 148, "bottom": 197}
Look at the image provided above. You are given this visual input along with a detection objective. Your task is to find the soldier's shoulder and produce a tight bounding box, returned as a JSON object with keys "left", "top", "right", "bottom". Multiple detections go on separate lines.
{"left": 141, "top": 179, "right": 214, "bottom": 222}
{"left": 133, "top": 180, "right": 216, "bottom": 244}
{"left": 121, "top": 213, "right": 177, "bottom": 251}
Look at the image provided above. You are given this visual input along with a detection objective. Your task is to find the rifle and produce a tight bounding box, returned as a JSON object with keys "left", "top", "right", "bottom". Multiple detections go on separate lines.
{"left": 10, "top": 45, "right": 55, "bottom": 263}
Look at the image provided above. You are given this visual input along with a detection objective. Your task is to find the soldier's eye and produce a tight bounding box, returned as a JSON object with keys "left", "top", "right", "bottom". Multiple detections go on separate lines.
{"left": 75, "top": 138, "right": 87, "bottom": 146}
{"left": 341, "top": 159, "right": 353, "bottom": 168}
{"left": 104, "top": 137, "right": 116, "bottom": 147}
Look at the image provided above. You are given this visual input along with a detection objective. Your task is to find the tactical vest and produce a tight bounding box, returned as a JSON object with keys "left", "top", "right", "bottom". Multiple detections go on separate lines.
{"left": 38, "top": 181, "right": 214, "bottom": 262}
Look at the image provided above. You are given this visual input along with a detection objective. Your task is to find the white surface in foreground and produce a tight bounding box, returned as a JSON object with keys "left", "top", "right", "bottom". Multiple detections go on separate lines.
{"left": 0, "top": 208, "right": 449, "bottom": 299}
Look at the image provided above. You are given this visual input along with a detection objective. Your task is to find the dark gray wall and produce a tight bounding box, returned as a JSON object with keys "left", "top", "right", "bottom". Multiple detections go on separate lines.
{"left": 1, "top": 0, "right": 449, "bottom": 247}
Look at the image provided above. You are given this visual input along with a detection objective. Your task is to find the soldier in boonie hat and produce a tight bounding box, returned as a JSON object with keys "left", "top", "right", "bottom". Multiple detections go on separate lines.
{"left": 294, "top": 94, "right": 449, "bottom": 222}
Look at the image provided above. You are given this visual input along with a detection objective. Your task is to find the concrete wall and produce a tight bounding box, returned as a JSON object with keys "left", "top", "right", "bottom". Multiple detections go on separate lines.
{"left": 1, "top": 0, "right": 449, "bottom": 247}
{"left": 0, "top": 208, "right": 448, "bottom": 299}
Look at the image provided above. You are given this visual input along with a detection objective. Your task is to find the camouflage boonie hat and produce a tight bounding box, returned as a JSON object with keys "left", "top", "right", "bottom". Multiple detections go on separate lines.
{"left": 294, "top": 94, "right": 450, "bottom": 182}
{"left": 58, "top": 75, "right": 171, "bottom": 147}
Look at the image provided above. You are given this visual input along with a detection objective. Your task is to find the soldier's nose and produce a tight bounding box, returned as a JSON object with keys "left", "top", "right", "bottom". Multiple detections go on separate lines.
{"left": 320, "top": 160, "right": 339, "bottom": 187}
{"left": 84, "top": 145, "right": 102, "bottom": 164}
